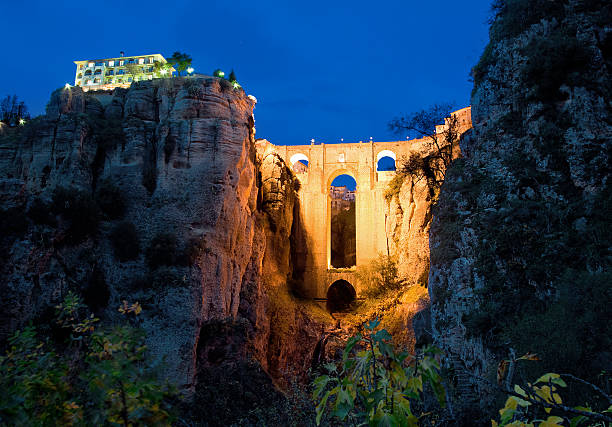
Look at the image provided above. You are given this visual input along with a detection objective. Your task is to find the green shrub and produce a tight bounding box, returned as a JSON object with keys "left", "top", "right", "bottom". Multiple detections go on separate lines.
{"left": 312, "top": 319, "right": 446, "bottom": 426}
{"left": 355, "top": 253, "right": 407, "bottom": 298}
{"left": 146, "top": 232, "right": 178, "bottom": 268}
{"left": 499, "top": 271, "right": 612, "bottom": 381}
{"left": 0, "top": 293, "right": 178, "bottom": 426}
{"left": 95, "top": 179, "right": 126, "bottom": 220}
{"left": 51, "top": 186, "right": 101, "bottom": 242}
{"left": 109, "top": 221, "right": 140, "bottom": 261}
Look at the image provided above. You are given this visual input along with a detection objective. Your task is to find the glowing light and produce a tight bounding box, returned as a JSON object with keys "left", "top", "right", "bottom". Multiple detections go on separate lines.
{"left": 64, "top": 83, "right": 71, "bottom": 89}
{"left": 247, "top": 94, "right": 257, "bottom": 103}
{"left": 341, "top": 138, "right": 344, "bottom": 142}
{"left": 232, "top": 81, "right": 241, "bottom": 89}
{"left": 311, "top": 138, "right": 315, "bottom": 143}
{"left": 19, "top": 118, "right": 26, "bottom": 126}
{"left": 187, "top": 67, "right": 194, "bottom": 75}
{"left": 160, "top": 69, "right": 168, "bottom": 75}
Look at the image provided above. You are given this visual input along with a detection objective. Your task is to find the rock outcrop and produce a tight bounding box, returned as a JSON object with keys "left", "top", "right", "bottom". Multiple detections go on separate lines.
{"left": 0, "top": 77, "right": 324, "bottom": 409}
{"left": 428, "top": 0, "right": 612, "bottom": 418}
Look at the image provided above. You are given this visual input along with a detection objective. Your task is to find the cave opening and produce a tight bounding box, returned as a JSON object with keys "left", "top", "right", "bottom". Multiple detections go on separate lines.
{"left": 329, "top": 174, "right": 356, "bottom": 268}
{"left": 326, "top": 279, "right": 357, "bottom": 312}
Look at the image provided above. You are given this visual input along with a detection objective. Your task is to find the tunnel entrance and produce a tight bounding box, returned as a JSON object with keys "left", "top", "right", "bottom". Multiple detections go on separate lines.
{"left": 326, "top": 280, "right": 356, "bottom": 312}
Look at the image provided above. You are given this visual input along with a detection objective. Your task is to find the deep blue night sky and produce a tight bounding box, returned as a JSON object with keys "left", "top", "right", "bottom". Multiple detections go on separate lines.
{"left": 0, "top": 1, "right": 491, "bottom": 146}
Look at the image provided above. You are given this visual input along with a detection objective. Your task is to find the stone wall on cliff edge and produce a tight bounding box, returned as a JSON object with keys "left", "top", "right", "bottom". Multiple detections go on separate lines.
{"left": 0, "top": 76, "right": 322, "bottom": 396}
{"left": 427, "top": 0, "right": 612, "bottom": 417}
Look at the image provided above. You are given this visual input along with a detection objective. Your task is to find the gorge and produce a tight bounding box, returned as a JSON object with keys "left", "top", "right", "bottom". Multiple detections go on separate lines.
{"left": 1, "top": 0, "right": 611, "bottom": 425}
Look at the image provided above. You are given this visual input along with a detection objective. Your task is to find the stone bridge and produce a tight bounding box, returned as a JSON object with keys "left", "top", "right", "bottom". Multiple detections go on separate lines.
{"left": 255, "top": 107, "right": 471, "bottom": 302}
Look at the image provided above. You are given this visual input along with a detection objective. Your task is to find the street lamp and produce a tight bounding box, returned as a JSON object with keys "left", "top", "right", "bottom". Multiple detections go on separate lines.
{"left": 187, "top": 67, "right": 194, "bottom": 75}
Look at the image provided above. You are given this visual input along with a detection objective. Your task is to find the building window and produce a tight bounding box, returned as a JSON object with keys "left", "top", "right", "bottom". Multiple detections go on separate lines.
{"left": 77, "top": 73, "right": 83, "bottom": 78}
{"left": 108, "top": 60, "right": 114, "bottom": 67}
{"left": 117, "top": 69, "right": 124, "bottom": 75}
{"left": 117, "top": 78, "right": 123, "bottom": 83}
{"left": 88, "top": 62, "right": 94, "bottom": 67}
{"left": 148, "top": 57, "right": 154, "bottom": 63}
{"left": 127, "top": 77, "right": 133, "bottom": 82}
{"left": 94, "top": 69, "right": 102, "bottom": 75}
{"left": 128, "top": 59, "right": 135, "bottom": 64}
{"left": 85, "top": 70, "right": 92, "bottom": 76}
{"left": 119, "top": 60, "right": 124, "bottom": 66}
{"left": 94, "top": 78, "right": 101, "bottom": 84}
{"left": 95, "top": 62, "right": 103, "bottom": 66}
{"left": 138, "top": 57, "right": 144, "bottom": 64}
{"left": 79, "top": 65, "right": 84, "bottom": 70}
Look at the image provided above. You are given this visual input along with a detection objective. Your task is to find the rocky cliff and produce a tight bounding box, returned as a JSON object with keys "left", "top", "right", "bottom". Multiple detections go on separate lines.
{"left": 0, "top": 77, "right": 324, "bottom": 419}
{"left": 428, "top": 0, "right": 612, "bottom": 418}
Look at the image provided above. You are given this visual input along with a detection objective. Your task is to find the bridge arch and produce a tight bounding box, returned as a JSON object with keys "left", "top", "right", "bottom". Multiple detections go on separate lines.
{"left": 325, "top": 167, "right": 358, "bottom": 191}
{"left": 326, "top": 279, "right": 356, "bottom": 312}
{"left": 376, "top": 149, "right": 397, "bottom": 171}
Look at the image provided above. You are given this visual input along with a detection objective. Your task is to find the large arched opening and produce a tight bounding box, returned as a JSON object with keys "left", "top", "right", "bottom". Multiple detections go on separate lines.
{"left": 376, "top": 150, "right": 397, "bottom": 171}
{"left": 329, "top": 173, "right": 356, "bottom": 268}
{"left": 326, "top": 279, "right": 356, "bottom": 312}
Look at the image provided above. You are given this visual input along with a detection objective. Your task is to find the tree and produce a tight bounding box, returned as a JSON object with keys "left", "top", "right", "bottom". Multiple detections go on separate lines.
{"left": 166, "top": 52, "right": 192, "bottom": 76}
{"left": 0, "top": 293, "right": 177, "bottom": 425}
{"left": 125, "top": 64, "right": 143, "bottom": 83}
{"left": 228, "top": 70, "right": 237, "bottom": 83}
{"left": 388, "top": 103, "right": 461, "bottom": 199}
{"left": 0, "top": 94, "right": 30, "bottom": 126}
{"left": 312, "top": 319, "right": 446, "bottom": 426}
{"left": 153, "top": 60, "right": 172, "bottom": 78}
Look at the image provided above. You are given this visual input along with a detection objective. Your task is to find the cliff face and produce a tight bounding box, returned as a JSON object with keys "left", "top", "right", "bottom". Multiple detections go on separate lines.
{"left": 0, "top": 77, "right": 320, "bottom": 404}
{"left": 428, "top": 0, "right": 612, "bottom": 414}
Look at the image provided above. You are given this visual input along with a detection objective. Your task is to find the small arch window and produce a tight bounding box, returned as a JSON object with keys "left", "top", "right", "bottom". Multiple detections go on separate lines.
{"left": 376, "top": 150, "right": 397, "bottom": 171}
{"left": 289, "top": 153, "right": 309, "bottom": 173}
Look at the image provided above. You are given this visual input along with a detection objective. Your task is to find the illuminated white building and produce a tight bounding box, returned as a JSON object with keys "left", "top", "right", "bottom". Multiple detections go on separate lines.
{"left": 73, "top": 52, "right": 174, "bottom": 91}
